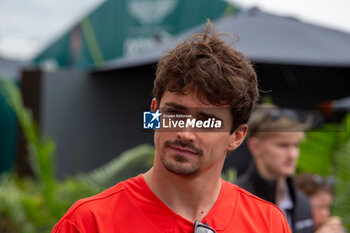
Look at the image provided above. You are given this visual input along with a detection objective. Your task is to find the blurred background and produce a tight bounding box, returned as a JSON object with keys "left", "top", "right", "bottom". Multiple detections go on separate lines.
{"left": 0, "top": 0, "right": 350, "bottom": 232}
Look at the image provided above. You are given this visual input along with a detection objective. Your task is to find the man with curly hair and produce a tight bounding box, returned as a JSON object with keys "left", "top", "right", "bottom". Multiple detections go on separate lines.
{"left": 52, "top": 21, "right": 291, "bottom": 233}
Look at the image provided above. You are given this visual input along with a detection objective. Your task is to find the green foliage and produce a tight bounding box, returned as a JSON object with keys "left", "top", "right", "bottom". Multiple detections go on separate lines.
{"left": 0, "top": 77, "right": 155, "bottom": 233}
{"left": 221, "top": 167, "right": 237, "bottom": 183}
{"left": 261, "top": 95, "right": 274, "bottom": 104}
{"left": 297, "top": 113, "right": 350, "bottom": 230}
{"left": 77, "top": 144, "right": 154, "bottom": 189}
{"left": 297, "top": 124, "right": 339, "bottom": 176}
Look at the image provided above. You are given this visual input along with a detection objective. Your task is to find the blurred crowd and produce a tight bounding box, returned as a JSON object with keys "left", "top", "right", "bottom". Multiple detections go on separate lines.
{"left": 235, "top": 104, "right": 345, "bottom": 233}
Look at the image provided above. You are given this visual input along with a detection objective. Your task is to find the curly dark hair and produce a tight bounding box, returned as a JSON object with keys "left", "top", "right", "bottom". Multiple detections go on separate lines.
{"left": 153, "top": 20, "right": 259, "bottom": 133}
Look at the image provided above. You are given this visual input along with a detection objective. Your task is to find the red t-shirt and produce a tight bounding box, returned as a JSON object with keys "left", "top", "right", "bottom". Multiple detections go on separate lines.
{"left": 52, "top": 174, "right": 291, "bottom": 233}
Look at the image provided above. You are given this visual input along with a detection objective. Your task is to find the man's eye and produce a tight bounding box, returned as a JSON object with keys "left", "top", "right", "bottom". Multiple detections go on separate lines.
{"left": 277, "top": 143, "right": 289, "bottom": 148}
{"left": 197, "top": 116, "right": 209, "bottom": 121}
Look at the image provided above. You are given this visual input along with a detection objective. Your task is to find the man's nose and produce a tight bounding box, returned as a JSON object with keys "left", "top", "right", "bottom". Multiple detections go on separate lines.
{"left": 176, "top": 130, "right": 196, "bottom": 143}
{"left": 287, "top": 145, "right": 299, "bottom": 158}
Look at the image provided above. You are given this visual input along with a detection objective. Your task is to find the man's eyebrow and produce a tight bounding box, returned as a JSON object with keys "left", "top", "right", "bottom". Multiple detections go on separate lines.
{"left": 163, "top": 104, "right": 225, "bottom": 122}
{"left": 163, "top": 102, "right": 187, "bottom": 110}
{"left": 198, "top": 111, "right": 223, "bottom": 122}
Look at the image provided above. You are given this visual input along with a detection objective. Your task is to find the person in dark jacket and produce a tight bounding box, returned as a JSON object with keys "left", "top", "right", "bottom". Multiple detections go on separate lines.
{"left": 236, "top": 104, "right": 314, "bottom": 233}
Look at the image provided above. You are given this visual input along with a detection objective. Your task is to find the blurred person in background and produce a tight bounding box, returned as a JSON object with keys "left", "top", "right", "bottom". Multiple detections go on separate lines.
{"left": 296, "top": 173, "right": 345, "bottom": 233}
{"left": 236, "top": 104, "right": 314, "bottom": 233}
{"left": 51, "top": 22, "right": 292, "bottom": 233}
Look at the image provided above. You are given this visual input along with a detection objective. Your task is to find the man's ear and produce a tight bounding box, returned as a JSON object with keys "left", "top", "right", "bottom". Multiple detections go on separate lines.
{"left": 151, "top": 98, "right": 158, "bottom": 111}
{"left": 227, "top": 124, "right": 248, "bottom": 151}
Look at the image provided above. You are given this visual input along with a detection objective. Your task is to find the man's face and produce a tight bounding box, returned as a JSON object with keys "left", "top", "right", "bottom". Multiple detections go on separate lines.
{"left": 309, "top": 191, "right": 333, "bottom": 229}
{"left": 152, "top": 90, "right": 246, "bottom": 178}
{"left": 251, "top": 133, "right": 304, "bottom": 179}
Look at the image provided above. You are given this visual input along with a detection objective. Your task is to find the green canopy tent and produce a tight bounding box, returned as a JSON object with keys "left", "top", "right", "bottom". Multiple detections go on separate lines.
{"left": 32, "top": 0, "right": 237, "bottom": 68}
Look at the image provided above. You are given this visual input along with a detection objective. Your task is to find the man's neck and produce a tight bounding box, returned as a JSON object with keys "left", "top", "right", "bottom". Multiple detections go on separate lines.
{"left": 254, "top": 161, "right": 287, "bottom": 204}
{"left": 275, "top": 178, "right": 287, "bottom": 205}
{"left": 143, "top": 165, "right": 222, "bottom": 223}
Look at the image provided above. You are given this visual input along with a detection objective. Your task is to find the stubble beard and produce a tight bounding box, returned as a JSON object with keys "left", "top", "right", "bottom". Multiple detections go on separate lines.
{"left": 161, "top": 140, "right": 204, "bottom": 178}
{"left": 161, "top": 153, "right": 202, "bottom": 178}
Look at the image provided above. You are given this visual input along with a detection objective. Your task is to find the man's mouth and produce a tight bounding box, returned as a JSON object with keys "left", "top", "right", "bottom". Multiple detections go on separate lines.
{"left": 165, "top": 139, "right": 203, "bottom": 156}
{"left": 284, "top": 161, "right": 295, "bottom": 168}
{"left": 168, "top": 145, "right": 198, "bottom": 156}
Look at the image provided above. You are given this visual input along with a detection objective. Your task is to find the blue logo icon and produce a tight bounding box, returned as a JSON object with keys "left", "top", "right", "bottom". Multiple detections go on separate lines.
{"left": 143, "top": 110, "right": 162, "bottom": 129}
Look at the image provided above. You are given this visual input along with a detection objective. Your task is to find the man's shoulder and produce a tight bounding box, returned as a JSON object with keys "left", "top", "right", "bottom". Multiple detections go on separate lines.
{"left": 234, "top": 183, "right": 273, "bottom": 204}
{"left": 230, "top": 182, "right": 286, "bottom": 217}
{"left": 222, "top": 182, "right": 291, "bottom": 232}
{"left": 60, "top": 175, "right": 142, "bottom": 220}
{"left": 52, "top": 176, "right": 144, "bottom": 233}
{"left": 295, "top": 188, "right": 311, "bottom": 206}
{"left": 71, "top": 183, "right": 125, "bottom": 213}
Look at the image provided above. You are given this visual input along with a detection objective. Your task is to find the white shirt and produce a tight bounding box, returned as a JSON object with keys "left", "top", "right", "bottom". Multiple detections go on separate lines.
{"left": 278, "top": 183, "right": 294, "bottom": 229}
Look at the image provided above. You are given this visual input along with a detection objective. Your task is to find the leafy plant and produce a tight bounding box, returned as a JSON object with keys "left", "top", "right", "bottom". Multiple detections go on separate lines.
{"left": 0, "top": 77, "right": 155, "bottom": 233}
{"left": 297, "top": 113, "right": 350, "bottom": 230}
